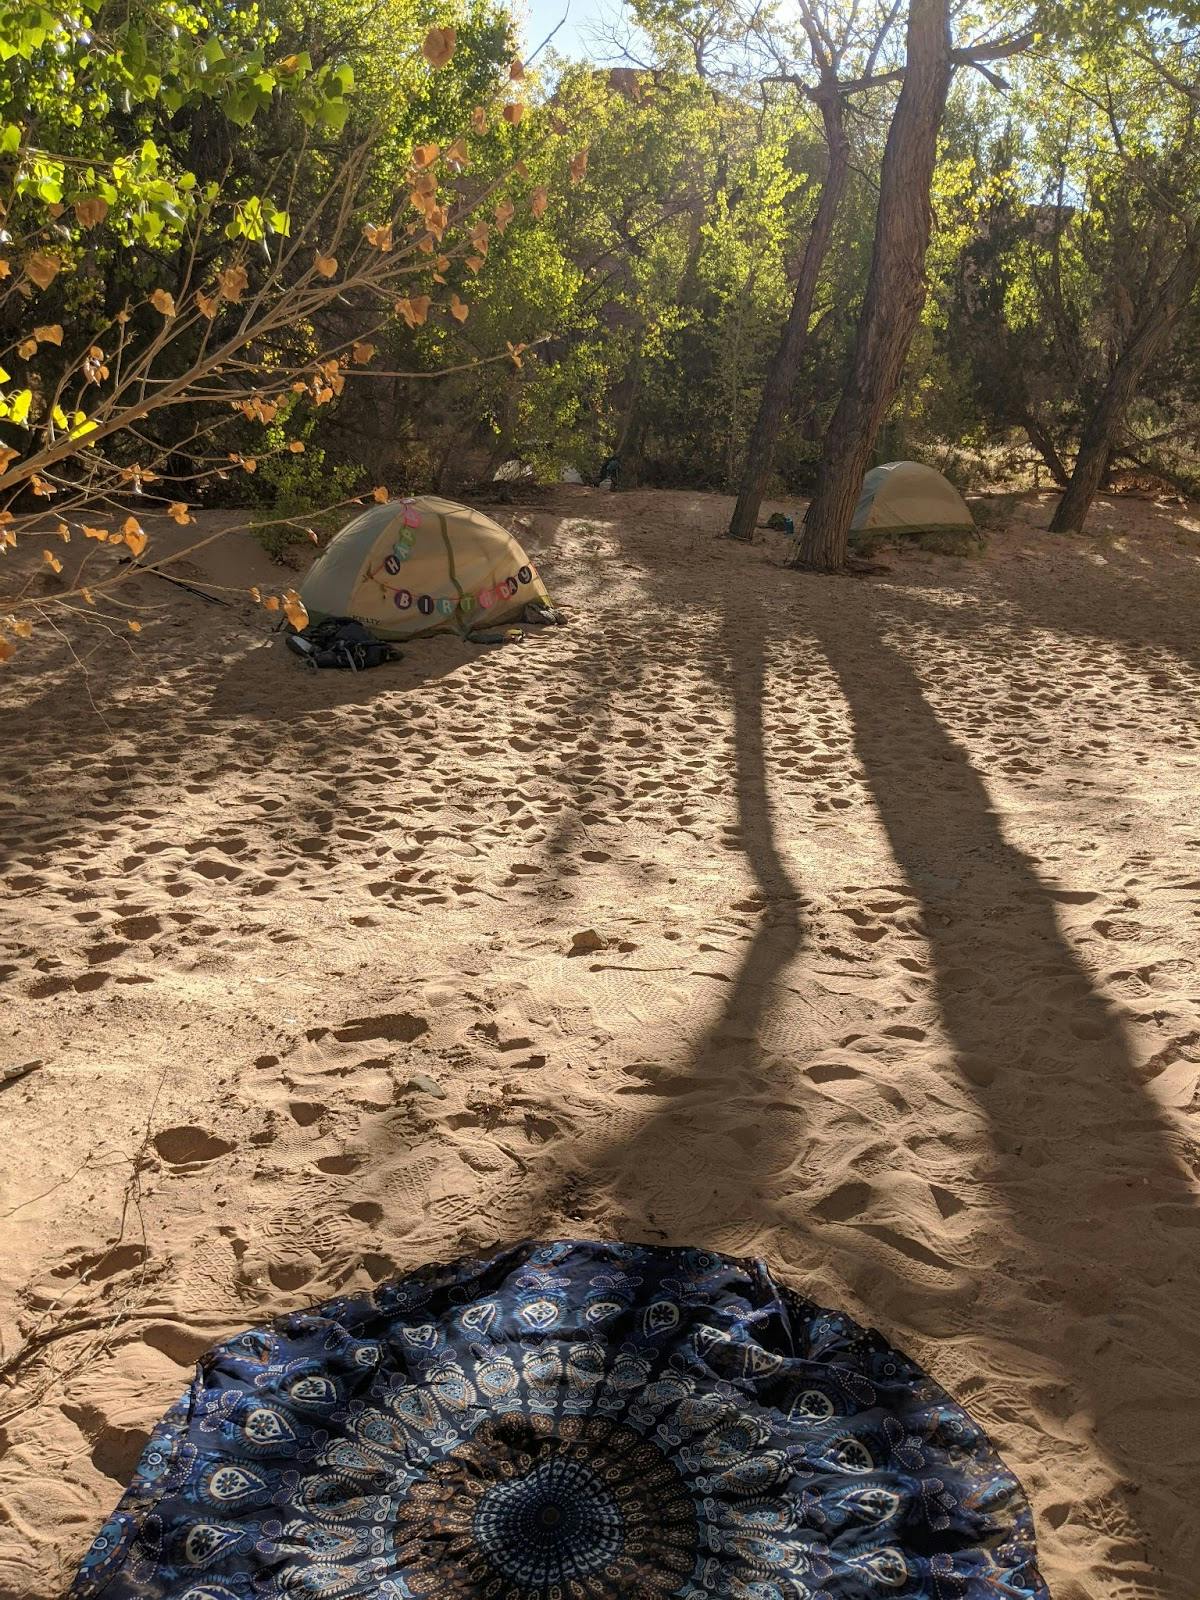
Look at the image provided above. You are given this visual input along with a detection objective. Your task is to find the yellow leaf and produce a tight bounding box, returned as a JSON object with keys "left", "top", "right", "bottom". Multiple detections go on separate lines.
{"left": 471, "top": 106, "right": 488, "bottom": 135}
{"left": 510, "top": 57, "right": 525, "bottom": 80}
{"left": 150, "top": 287, "right": 176, "bottom": 317}
{"left": 127, "top": 619, "right": 142, "bottom": 633}
{"left": 16, "top": 338, "right": 36, "bottom": 359}
{"left": 503, "top": 102, "right": 525, "bottom": 126}
{"left": 570, "top": 149, "right": 589, "bottom": 183}
{"left": 80, "top": 587, "right": 94, "bottom": 605}
{"left": 249, "top": 585, "right": 262, "bottom": 603}
{"left": 422, "top": 25, "right": 456, "bottom": 68}
{"left": 314, "top": 254, "right": 338, "bottom": 279}
{"left": 372, "top": 485, "right": 389, "bottom": 503}
{"left": 218, "top": 264, "right": 249, "bottom": 302}
{"left": 263, "top": 593, "right": 281, "bottom": 611}
{"left": 278, "top": 52, "right": 303, "bottom": 74}
{"left": 55, "top": 521, "right": 69, "bottom": 542}
{"left": 411, "top": 144, "right": 439, "bottom": 169}
{"left": 75, "top": 196, "right": 109, "bottom": 228}
{"left": 530, "top": 186, "right": 549, "bottom": 219}
{"left": 288, "top": 439, "right": 305, "bottom": 453}
{"left": 168, "top": 502, "right": 192, "bottom": 524}
{"left": 43, "top": 548, "right": 63, "bottom": 573}
{"left": 26, "top": 251, "right": 61, "bottom": 290}
{"left": 283, "top": 589, "right": 308, "bottom": 630}
{"left": 352, "top": 341, "right": 377, "bottom": 364}
{"left": 449, "top": 293, "right": 469, "bottom": 323}
{"left": 196, "top": 291, "right": 218, "bottom": 319}
{"left": 0, "top": 635, "right": 13, "bottom": 664}
{"left": 83, "top": 524, "right": 108, "bottom": 539}
{"left": 10, "top": 616, "right": 33, "bottom": 638}
{"left": 34, "top": 324, "right": 62, "bottom": 345}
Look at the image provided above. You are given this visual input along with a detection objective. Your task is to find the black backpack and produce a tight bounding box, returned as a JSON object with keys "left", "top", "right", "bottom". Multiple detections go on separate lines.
{"left": 286, "top": 617, "right": 399, "bottom": 671}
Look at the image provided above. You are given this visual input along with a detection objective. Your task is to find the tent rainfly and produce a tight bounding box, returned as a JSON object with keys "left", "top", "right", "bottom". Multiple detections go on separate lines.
{"left": 848, "top": 461, "right": 975, "bottom": 534}
{"left": 300, "top": 495, "right": 552, "bottom": 641}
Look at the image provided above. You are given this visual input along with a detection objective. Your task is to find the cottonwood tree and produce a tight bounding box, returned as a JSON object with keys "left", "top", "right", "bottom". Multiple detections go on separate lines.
{"left": 1045, "top": 22, "right": 1200, "bottom": 530}
{"left": 725, "top": 0, "right": 904, "bottom": 543}
{"left": 794, "top": 0, "right": 1035, "bottom": 570}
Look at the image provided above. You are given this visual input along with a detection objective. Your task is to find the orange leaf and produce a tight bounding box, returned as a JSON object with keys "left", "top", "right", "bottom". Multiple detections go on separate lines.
{"left": 124, "top": 522, "right": 147, "bottom": 557}
{"left": 471, "top": 106, "right": 488, "bottom": 135}
{"left": 314, "top": 254, "right": 338, "bottom": 279}
{"left": 306, "top": 528, "right": 319, "bottom": 543}
{"left": 503, "top": 102, "right": 525, "bottom": 126}
{"left": 283, "top": 589, "right": 308, "bottom": 630}
{"left": 0, "top": 445, "right": 17, "bottom": 474}
{"left": 494, "top": 198, "right": 515, "bottom": 232}
{"left": 127, "top": 619, "right": 142, "bottom": 633}
{"left": 150, "top": 287, "right": 176, "bottom": 317}
{"left": 530, "top": 187, "right": 549, "bottom": 219}
{"left": 243, "top": 457, "right": 257, "bottom": 473}
{"left": 422, "top": 25, "right": 456, "bottom": 68}
{"left": 352, "top": 341, "right": 377, "bottom": 364}
{"left": 26, "top": 251, "right": 61, "bottom": 290}
{"left": 466, "top": 255, "right": 484, "bottom": 274}
{"left": 249, "top": 586, "right": 262, "bottom": 603}
{"left": 506, "top": 340, "right": 526, "bottom": 368}
{"left": 514, "top": 160, "right": 529, "bottom": 179}
{"left": 218, "top": 264, "right": 249, "bottom": 302}
{"left": 412, "top": 144, "right": 440, "bottom": 169}
{"left": 263, "top": 594, "right": 281, "bottom": 611}
{"left": 83, "top": 524, "right": 108, "bottom": 540}
{"left": 0, "top": 635, "right": 13, "bottom": 664}
{"left": 0, "top": 260, "right": 9, "bottom": 280}
{"left": 570, "top": 149, "right": 589, "bottom": 183}
{"left": 75, "top": 196, "right": 109, "bottom": 229}
{"left": 510, "top": 57, "right": 525, "bottom": 80}
{"left": 288, "top": 440, "right": 305, "bottom": 453}
{"left": 449, "top": 293, "right": 469, "bottom": 323}
{"left": 55, "top": 521, "right": 70, "bottom": 542}
{"left": 444, "top": 137, "right": 470, "bottom": 171}
{"left": 80, "top": 587, "right": 95, "bottom": 605}
{"left": 168, "top": 502, "right": 192, "bottom": 525}
{"left": 16, "top": 338, "right": 36, "bottom": 359}
{"left": 43, "top": 549, "right": 63, "bottom": 573}
{"left": 363, "top": 221, "right": 394, "bottom": 252}
{"left": 34, "top": 324, "right": 62, "bottom": 345}
{"left": 395, "top": 295, "right": 431, "bottom": 328}
{"left": 372, "top": 485, "right": 389, "bottom": 503}
{"left": 10, "top": 616, "right": 33, "bottom": 638}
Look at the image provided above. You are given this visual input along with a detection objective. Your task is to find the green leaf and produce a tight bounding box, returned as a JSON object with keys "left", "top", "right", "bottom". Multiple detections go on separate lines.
{"left": 0, "top": 123, "right": 20, "bottom": 156}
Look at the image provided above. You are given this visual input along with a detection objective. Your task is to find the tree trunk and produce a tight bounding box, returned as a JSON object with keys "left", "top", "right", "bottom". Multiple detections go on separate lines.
{"left": 1049, "top": 240, "right": 1200, "bottom": 532}
{"left": 1019, "top": 407, "right": 1070, "bottom": 488}
{"left": 726, "top": 97, "right": 850, "bottom": 542}
{"left": 795, "top": 0, "right": 953, "bottom": 571}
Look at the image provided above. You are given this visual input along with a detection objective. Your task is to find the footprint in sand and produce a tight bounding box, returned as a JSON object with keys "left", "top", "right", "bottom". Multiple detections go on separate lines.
{"left": 154, "top": 1126, "right": 235, "bottom": 1166}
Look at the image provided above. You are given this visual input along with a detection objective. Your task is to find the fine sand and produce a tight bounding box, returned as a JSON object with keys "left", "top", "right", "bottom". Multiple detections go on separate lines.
{"left": 1, "top": 487, "right": 1198, "bottom": 1599}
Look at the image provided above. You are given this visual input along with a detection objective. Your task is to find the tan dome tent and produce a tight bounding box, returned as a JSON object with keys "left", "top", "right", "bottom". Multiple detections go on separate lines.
{"left": 300, "top": 495, "right": 552, "bottom": 641}
{"left": 849, "top": 460, "right": 974, "bottom": 534}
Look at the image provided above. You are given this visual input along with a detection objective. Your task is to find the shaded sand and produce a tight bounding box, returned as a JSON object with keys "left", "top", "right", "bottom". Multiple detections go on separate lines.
{"left": 1, "top": 487, "right": 1199, "bottom": 1599}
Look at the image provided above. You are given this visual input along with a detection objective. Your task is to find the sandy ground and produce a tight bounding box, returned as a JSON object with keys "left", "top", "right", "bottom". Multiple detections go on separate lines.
{"left": 1, "top": 485, "right": 1198, "bottom": 1600}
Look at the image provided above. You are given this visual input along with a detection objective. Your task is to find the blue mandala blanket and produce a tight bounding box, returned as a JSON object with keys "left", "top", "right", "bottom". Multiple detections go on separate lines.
{"left": 73, "top": 1239, "right": 1048, "bottom": 1599}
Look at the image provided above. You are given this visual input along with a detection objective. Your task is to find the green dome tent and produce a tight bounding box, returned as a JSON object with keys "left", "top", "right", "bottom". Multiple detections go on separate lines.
{"left": 849, "top": 460, "right": 974, "bottom": 534}
{"left": 300, "top": 495, "right": 552, "bottom": 641}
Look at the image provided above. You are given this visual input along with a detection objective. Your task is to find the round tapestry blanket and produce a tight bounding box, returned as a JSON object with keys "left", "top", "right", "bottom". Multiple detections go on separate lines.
{"left": 72, "top": 1239, "right": 1048, "bottom": 1600}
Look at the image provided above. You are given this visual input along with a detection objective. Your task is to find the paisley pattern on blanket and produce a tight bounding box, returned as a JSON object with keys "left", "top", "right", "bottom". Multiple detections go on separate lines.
{"left": 71, "top": 1239, "right": 1048, "bottom": 1599}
